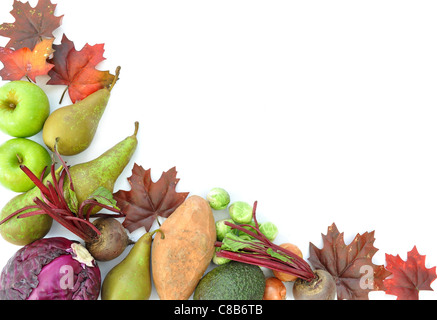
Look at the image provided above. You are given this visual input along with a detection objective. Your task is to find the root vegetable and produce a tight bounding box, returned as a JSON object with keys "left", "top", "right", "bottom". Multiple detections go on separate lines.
{"left": 152, "top": 195, "right": 216, "bottom": 300}
{"left": 292, "top": 269, "right": 337, "bottom": 300}
{"left": 85, "top": 217, "right": 133, "bottom": 261}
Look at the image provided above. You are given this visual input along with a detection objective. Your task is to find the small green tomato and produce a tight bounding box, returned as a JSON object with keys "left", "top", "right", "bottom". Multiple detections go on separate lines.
{"left": 229, "top": 201, "right": 253, "bottom": 224}
{"left": 259, "top": 222, "right": 279, "bottom": 241}
{"left": 215, "top": 218, "right": 234, "bottom": 241}
{"left": 206, "top": 187, "right": 230, "bottom": 210}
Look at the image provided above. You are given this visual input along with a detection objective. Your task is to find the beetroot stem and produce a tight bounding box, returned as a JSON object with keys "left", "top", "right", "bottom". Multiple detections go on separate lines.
{"left": 19, "top": 165, "right": 50, "bottom": 196}
{"left": 217, "top": 200, "right": 316, "bottom": 281}
{"left": 33, "top": 198, "right": 92, "bottom": 242}
{"left": 53, "top": 138, "right": 74, "bottom": 191}
{"left": 0, "top": 150, "right": 124, "bottom": 244}
{"left": 0, "top": 205, "right": 40, "bottom": 224}
{"left": 218, "top": 250, "right": 315, "bottom": 281}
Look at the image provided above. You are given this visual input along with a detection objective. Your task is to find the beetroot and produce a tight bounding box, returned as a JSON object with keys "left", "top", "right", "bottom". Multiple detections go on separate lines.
{"left": 85, "top": 217, "right": 133, "bottom": 261}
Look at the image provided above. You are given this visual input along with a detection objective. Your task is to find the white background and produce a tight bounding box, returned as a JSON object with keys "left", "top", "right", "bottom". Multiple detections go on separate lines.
{"left": 0, "top": 0, "right": 436, "bottom": 300}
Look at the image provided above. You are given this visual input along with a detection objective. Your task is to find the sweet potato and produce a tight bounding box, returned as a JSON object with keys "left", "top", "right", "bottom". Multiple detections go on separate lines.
{"left": 151, "top": 195, "right": 216, "bottom": 300}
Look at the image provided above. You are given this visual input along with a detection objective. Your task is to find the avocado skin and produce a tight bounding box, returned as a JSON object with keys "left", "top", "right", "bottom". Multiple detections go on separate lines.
{"left": 194, "top": 261, "right": 265, "bottom": 300}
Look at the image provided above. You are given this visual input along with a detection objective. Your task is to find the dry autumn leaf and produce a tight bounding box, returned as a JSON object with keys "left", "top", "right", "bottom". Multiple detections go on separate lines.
{"left": 47, "top": 34, "right": 115, "bottom": 103}
{"left": 309, "top": 223, "right": 391, "bottom": 300}
{"left": 0, "top": 0, "right": 63, "bottom": 50}
{"left": 0, "top": 38, "right": 54, "bottom": 82}
{"left": 113, "top": 164, "right": 189, "bottom": 233}
{"left": 384, "top": 246, "right": 436, "bottom": 300}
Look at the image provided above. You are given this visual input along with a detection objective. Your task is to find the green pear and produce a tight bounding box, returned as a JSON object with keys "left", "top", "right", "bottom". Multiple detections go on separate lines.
{"left": 64, "top": 121, "right": 139, "bottom": 215}
{"left": 101, "top": 229, "right": 163, "bottom": 300}
{"left": 42, "top": 67, "right": 121, "bottom": 156}
{"left": 0, "top": 178, "right": 54, "bottom": 246}
{"left": 0, "top": 122, "right": 139, "bottom": 246}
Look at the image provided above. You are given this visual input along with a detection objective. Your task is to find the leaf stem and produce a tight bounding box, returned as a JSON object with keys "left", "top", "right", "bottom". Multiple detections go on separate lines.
{"left": 217, "top": 201, "right": 316, "bottom": 281}
{"left": 59, "top": 86, "right": 69, "bottom": 104}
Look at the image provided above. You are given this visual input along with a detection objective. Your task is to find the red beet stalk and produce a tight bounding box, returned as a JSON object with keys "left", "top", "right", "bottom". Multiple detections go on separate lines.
{"left": 215, "top": 201, "right": 316, "bottom": 282}
{"left": 0, "top": 144, "right": 124, "bottom": 243}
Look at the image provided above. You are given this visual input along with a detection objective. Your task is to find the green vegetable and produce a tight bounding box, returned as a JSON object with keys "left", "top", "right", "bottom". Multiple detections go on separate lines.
{"left": 259, "top": 222, "right": 278, "bottom": 241}
{"left": 194, "top": 261, "right": 265, "bottom": 300}
{"left": 215, "top": 218, "right": 234, "bottom": 241}
{"left": 216, "top": 201, "right": 316, "bottom": 283}
{"left": 206, "top": 187, "right": 230, "bottom": 210}
{"left": 228, "top": 201, "right": 252, "bottom": 224}
{"left": 212, "top": 247, "right": 231, "bottom": 265}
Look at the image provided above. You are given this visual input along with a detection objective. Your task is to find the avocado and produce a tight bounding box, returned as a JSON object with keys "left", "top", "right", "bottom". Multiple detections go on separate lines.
{"left": 193, "top": 261, "right": 266, "bottom": 300}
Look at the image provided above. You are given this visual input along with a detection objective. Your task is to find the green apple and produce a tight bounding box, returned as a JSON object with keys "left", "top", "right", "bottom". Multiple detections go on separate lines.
{"left": 0, "top": 81, "right": 50, "bottom": 137}
{"left": 0, "top": 138, "right": 52, "bottom": 192}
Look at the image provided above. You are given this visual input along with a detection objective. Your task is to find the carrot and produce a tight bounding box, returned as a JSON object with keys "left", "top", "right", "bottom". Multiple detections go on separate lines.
{"left": 151, "top": 195, "right": 216, "bottom": 300}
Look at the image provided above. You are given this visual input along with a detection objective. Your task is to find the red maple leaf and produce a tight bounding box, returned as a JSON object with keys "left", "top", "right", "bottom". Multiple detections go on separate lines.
{"left": 384, "top": 246, "right": 437, "bottom": 300}
{"left": 0, "top": 38, "right": 54, "bottom": 82}
{"left": 113, "top": 164, "right": 189, "bottom": 233}
{"left": 47, "top": 34, "right": 115, "bottom": 103}
{"left": 0, "top": 0, "right": 63, "bottom": 50}
{"left": 309, "top": 223, "right": 391, "bottom": 300}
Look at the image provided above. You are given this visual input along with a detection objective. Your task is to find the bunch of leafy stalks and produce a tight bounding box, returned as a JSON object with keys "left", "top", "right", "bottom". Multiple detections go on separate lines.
{"left": 215, "top": 201, "right": 315, "bottom": 282}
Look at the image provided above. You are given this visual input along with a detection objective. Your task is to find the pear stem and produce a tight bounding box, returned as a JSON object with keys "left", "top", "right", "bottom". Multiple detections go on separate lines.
{"left": 133, "top": 121, "right": 139, "bottom": 137}
{"left": 108, "top": 66, "right": 121, "bottom": 92}
{"left": 151, "top": 228, "right": 165, "bottom": 240}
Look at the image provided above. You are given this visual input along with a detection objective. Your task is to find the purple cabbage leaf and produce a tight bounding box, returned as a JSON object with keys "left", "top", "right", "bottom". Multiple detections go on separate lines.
{"left": 0, "top": 237, "right": 101, "bottom": 300}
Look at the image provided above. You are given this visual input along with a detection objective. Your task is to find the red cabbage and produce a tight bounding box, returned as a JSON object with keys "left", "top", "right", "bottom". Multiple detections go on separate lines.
{"left": 0, "top": 237, "right": 101, "bottom": 300}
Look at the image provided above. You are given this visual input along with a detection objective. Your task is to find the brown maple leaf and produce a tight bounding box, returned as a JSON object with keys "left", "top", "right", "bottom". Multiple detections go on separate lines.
{"left": 0, "top": 38, "right": 54, "bottom": 82}
{"left": 0, "top": 0, "right": 63, "bottom": 50}
{"left": 47, "top": 34, "right": 115, "bottom": 103}
{"left": 113, "top": 164, "right": 189, "bottom": 233}
{"left": 309, "top": 223, "right": 391, "bottom": 300}
{"left": 384, "top": 246, "right": 437, "bottom": 300}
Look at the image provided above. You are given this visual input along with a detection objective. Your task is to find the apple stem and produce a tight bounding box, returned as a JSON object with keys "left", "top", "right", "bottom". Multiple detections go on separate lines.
{"left": 16, "top": 154, "right": 23, "bottom": 165}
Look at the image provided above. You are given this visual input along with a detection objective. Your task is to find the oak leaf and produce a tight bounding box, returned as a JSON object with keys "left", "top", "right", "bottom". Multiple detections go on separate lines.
{"left": 113, "top": 164, "right": 189, "bottom": 233}
{"left": 309, "top": 223, "right": 391, "bottom": 300}
{"left": 47, "top": 34, "right": 115, "bottom": 103}
{"left": 0, "top": 38, "right": 54, "bottom": 82}
{"left": 384, "top": 246, "right": 436, "bottom": 300}
{"left": 0, "top": 0, "right": 63, "bottom": 50}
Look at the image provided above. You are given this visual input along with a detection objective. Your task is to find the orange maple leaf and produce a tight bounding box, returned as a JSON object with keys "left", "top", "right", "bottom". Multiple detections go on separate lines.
{"left": 0, "top": 38, "right": 54, "bottom": 82}
{"left": 47, "top": 34, "right": 115, "bottom": 103}
{"left": 384, "top": 246, "right": 437, "bottom": 300}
